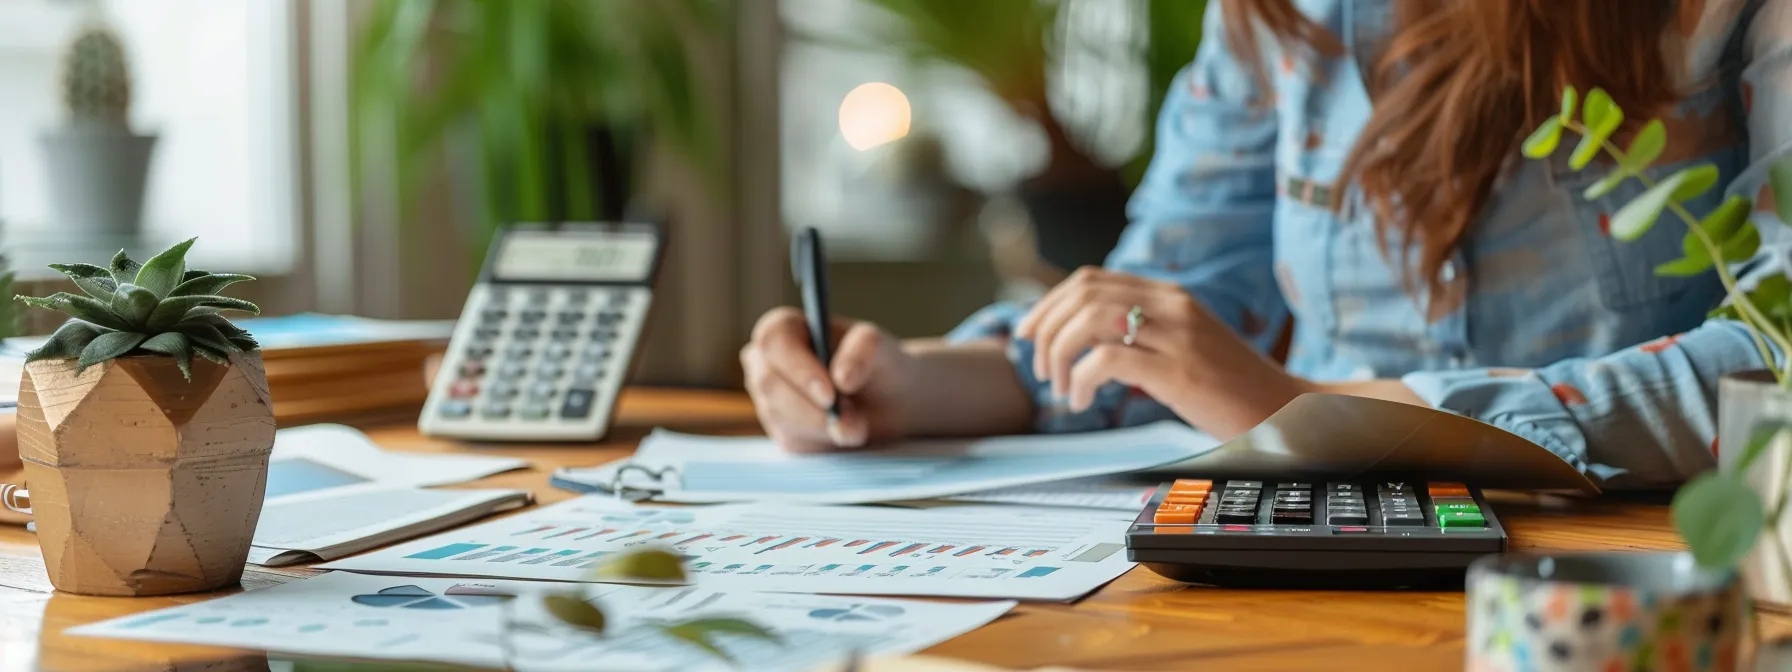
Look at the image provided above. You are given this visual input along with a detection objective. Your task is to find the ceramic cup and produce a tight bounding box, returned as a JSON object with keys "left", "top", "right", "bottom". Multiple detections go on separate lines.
{"left": 1466, "top": 552, "right": 1747, "bottom": 672}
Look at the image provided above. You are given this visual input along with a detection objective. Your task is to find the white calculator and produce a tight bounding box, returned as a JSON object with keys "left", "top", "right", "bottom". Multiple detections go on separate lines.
{"left": 420, "top": 222, "right": 664, "bottom": 441}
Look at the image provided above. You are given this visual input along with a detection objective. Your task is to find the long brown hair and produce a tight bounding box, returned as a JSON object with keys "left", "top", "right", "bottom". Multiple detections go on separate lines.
{"left": 1221, "top": 0, "right": 1679, "bottom": 314}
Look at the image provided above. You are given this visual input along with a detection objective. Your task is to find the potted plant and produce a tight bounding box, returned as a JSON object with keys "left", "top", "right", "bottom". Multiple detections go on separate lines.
{"left": 12, "top": 238, "right": 273, "bottom": 596}
{"left": 38, "top": 10, "right": 158, "bottom": 236}
{"left": 1523, "top": 89, "right": 1792, "bottom": 600}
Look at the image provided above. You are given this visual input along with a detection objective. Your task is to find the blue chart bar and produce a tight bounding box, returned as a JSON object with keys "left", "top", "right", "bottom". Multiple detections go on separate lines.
{"left": 522, "top": 550, "right": 580, "bottom": 565}
{"left": 405, "top": 543, "right": 485, "bottom": 560}
{"left": 1018, "top": 567, "right": 1060, "bottom": 578}
{"left": 456, "top": 545, "right": 518, "bottom": 561}
{"left": 491, "top": 548, "right": 549, "bottom": 563}
{"left": 573, "top": 551, "right": 616, "bottom": 569}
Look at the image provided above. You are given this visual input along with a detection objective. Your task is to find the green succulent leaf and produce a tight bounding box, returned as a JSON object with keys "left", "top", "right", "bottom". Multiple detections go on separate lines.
{"left": 1715, "top": 275, "right": 1792, "bottom": 321}
{"left": 1583, "top": 171, "right": 1628, "bottom": 200}
{"left": 76, "top": 331, "right": 146, "bottom": 372}
{"left": 25, "top": 320, "right": 105, "bottom": 363}
{"left": 137, "top": 332, "right": 194, "bottom": 380}
{"left": 110, "top": 283, "right": 158, "bottom": 328}
{"left": 176, "top": 322, "right": 242, "bottom": 354}
{"left": 134, "top": 238, "right": 195, "bottom": 298}
{"left": 48, "top": 263, "right": 118, "bottom": 300}
{"left": 1670, "top": 165, "right": 1720, "bottom": 203}
{"left": 193, "top": 345, "right": 230, "bottom": 365}
{"left": 1720, "top": 224, "right": 1760, "bottom": 261}
{"left": 594, "top": 549, "right": 688, "bottom": 582}
{"left": 659, "top": 618, "right": 779, "bottom": 662}
{"left": 1735, "top": 422, "right": 1792, "bottom": 475}
{"left": 1521, "top": 117, "right": 1563, "bottom": 159}
{"left": 1654, "top": 256, "right": 1712, "bottom": 277}
{"left": 147, "top": 295, "right": 261, "bottom": 332}
{"left": 1559, "top": 85, "right": 1578, "bottom": 124}
{"left": 20, "top": 292, "right": 133, "bottom": 331}
{"left": 1701, "top": 196, "right": 1754, "bottom": 247}
{"left": 107, "top": 249, "right": 141, "bottom": 284}
{"left": 1570, "top": 88, "right": 1622, "bottom": 170}
{"left": 1621, "top": 119, "right": 1666, "bottom": 173}
{"left": 181, "top": 269, "right": 210, "bottom": 283}
{"left": 1611, "top": 168, "right": 1715, "bottom": 242}
{"left": 1672, "top": 470, "right": 1764, "bottom": 569}
{"left": 542, "top": 593, "right": 605, "bottom": 633}
{"left": 170, "top": 273, "right": 254, "bottom": 298}
{"left": 1771, "top": 157, "right": 1792, "bottom": 224}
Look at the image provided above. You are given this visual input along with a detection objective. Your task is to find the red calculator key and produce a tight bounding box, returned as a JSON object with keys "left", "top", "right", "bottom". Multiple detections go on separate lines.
{"left": 1427, "top": 482, "right": 1471, "bottom": 497}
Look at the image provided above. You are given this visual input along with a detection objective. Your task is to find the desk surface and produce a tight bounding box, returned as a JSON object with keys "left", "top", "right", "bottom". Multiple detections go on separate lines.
{"left": 2, "top": 387, "right": 1788, "bottom": 671}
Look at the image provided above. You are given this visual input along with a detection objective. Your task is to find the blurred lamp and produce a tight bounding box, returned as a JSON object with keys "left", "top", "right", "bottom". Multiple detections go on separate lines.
{"left": 838, "top": 82, "right": 911, "bottom": 151}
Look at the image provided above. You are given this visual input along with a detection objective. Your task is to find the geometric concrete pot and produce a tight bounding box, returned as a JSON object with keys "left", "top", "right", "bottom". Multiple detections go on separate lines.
{"left": 16, "top": 351, "right": 275, "bottom": 596}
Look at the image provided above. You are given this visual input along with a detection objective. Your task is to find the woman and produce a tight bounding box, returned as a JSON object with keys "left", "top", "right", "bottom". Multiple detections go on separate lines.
{"left": 741, "top": 0, "right": 1791, "bottom": 489}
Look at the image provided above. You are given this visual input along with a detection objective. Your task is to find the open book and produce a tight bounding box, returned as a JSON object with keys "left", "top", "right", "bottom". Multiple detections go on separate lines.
{"left": 249, "top": 424, "right": 532, "bottom": 566}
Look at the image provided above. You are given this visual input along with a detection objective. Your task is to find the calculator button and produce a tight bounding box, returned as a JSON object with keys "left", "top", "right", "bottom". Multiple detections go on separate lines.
{"left": 1327, "top": 513, "right": 1369, "bottom": 525}
{"left": 574, "top": 363, "right": 604, "bottom": 380}
{"left": 1328, "top": 483, "right": 1360, "bottom": 492}
{"left": 597, "top": 310, "right": 625, "bottom": 324}
{"left": 1438, "top": 511, "right": 1486, "bottom": 528}
{"left": 481, "top": 403, "right": 512, "bottom": 418}
{"left": 590, "top": 328, "right": 618, "bottom": 343}
{"left": 1225, "top": 480, "right": 1263, "bottom": 489}
{"left": 557, "top": 311, "right": 586, "bottom": 325}
{"left": 1171, "top": 479, "right": 1213, "bottom": 493}
{"left": 487, "top": 381, "right": 519, "bottom": 399}
{"left": 565, "top": 290, "right": 589, "bottom": 303}
{"left": 527, "top": 289, "right": 551, "bottom": 304}
{"left": 438, "top": 400, "right": 471, "bottom": 418}
{"left": 497, "top": 362, "right": 527, "bottom": 379}
{"left": 1427, "top": 482, "right": 1471, "bottom": 497}
{"left": 459, "top": 360, "right": 487, "bottom": 377}
{"left": 1435, "top": 502, "right": 1481, "bottom": 514}
{"left": 1272, "top": 510, "right": 1312, "bottom": 524}
{"left": 606, "top": 291, "right": 628, "bottom": 306}
{"left": 1333, "top": 526, "right": 1370, "bottom": 533}
{"left": 1153, "top": 504, "right": 1201, "bottom": 525}
{"left": 536, "top": 363, "right": 565, "bottom": 379}
{"left": 1276, "top": 482, "right": 1311, "bottom": 489}
{"left": 474, "top": 326, "right": 502, "bottom": 340}
{"left": 504, "top": 344, "right": 533, "bottom": 359}
{"left": 464, "top": 344, "right": 494, "bottom": 360}
{"left": 1215, "top": 510, "right": 1256, "bottom": 524}
{"left": 1378, "top": 482, "right": 1411, "bottom": 492}
{"left": 449, "top": 379, "right": 479, "bottom": 399}
{"left": 512, "top": 327, "right": 541, "bottom": 341}
{"left": 520, "top": 308, "right": 548, "bottom": 322}
{"left": 519, "top": 403, "right": 552, "bottom": 420}
{"left": 1328, "top": 505, "right": 1367, "bottom": 516}
{"left": 560, "top": 388, "right": 596, "bottom": 419}
{"left": 544, "top": 342, "right": 573, "bottom": 360}
{"left": 1383, "top": 512, "right": 1427, "bottom": 526}
{"left": 582, "top": 345, "right": 613, "bottom": 362}
{"left": 550, "top": 328, "right": 580, "bottom": 342}
{"left": 528, "top": 382, "right": 557, "bottom": 401}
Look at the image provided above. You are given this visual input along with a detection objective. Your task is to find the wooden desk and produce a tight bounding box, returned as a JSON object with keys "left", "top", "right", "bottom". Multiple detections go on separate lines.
{"left": 1, "top": 387, "right": 1787, "bottom": 671}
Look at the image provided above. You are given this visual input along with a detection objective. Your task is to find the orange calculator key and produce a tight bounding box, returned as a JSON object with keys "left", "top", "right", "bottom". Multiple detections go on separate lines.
{"left": 1171, "top": 479, "right": 1213, "bottom": 492}
{"left": 1164, "top": 492, "right": 1208, "bottom": 505}
{"left": 1154, "top": 504, "right": 1202, "bottom": 525}
{"left": 1428, "top": 482, "right": 1471, "bottom": 497}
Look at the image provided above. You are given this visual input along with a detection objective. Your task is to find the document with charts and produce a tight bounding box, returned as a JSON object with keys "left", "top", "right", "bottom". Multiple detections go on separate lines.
{"left": 68, "top": 572, "right": 1013, "bottom": 672}
{"left": 322, "top": 496, "right": 1134, "bottom": 601}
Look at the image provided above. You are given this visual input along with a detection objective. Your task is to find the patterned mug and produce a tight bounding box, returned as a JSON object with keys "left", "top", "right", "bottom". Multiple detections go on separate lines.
{"left": 1467, "top": 552, "right": 1746, "bottom": 672}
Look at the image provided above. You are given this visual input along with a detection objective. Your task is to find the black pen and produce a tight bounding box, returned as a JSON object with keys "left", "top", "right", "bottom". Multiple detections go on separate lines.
{"left": 792, "top": 227, "right": 840, "bottom": 419}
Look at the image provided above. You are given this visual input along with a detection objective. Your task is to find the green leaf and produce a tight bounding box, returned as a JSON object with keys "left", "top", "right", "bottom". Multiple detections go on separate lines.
{"left": 1771, "top": 157, "right": 1792, "bottom": 224}
{"left": 595, "top": 549, "right": 687, "bottom": 582}
{"left": 1720, "top": 275, "right": 1792, "bottom": 322}
{"left": 134, "top": 238, "right": 195, "bottom": 298}
{"left": 137, "top": 332, "right": 194, "bottom": 380}
{"left": 1583, "top": 171, "right": 1628, "bottom": 200}
{"left": 193, "top": 345, "right": 230, "bottom": 365}
{"left": 48, "top": 263, "right": 118, "bottom": 300}
{"left": 1559, "top": 85, "right": 1578, "bottom": 124}
{"left": 1622, "top": 119, "right": 1666, "bottom": 172}
{"left": 109, "top": 283, "right": 158, "bottom": 328}
{"left": 1610, "top": 170, "right": 1692, "bottom": 242}
{"left": 19, "top": 292, "right": 133, "bottom": 331}
{"left": 1672, "top": 470, "right": 1764, "bottom": 569}
{"left": 541, "top": 593, "right": 603, "bottom": 633}
{"left": 1521, "top": 117, "right": 1564, "bottom": 159}
{"left": 169, "top": 273, "right": 254, "bottom": 298}
{"left": 1702, "top": 196, "right": 1754, "bottom": 248}
{"left": 25, "top": 320, "right": 104, "bottom": 363}
{"left": 146, "top": 295, "right": 261, "bottom": 332}
{"left": 1570, "top": 88, "right": 1623, "bottom": 170}
{"left": 1654, "top": 256, "right": 1712, "bottom": 277}
{"left": 1670, "top": 165, "right": 1720, "bottom": 202}
{"left": 1735, "top": 423, "right": 1792, "bottom": 475}
{"left": 1721, "top": 224, "right": 1760, "bottom": 261}
{"left": 659, "top": 618, "right": 779, "bottom": 662}
{"left": 175, "top": 322, "right": 241, "bottom": 354}
{"left": 77, "top": 331, "right": 147, "bottom": 372}
{"left": 107, "top": 249, "right": 141, "bottom": 284}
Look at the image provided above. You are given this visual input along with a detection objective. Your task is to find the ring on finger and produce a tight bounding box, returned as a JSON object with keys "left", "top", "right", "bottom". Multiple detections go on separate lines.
{"left": 1121, "top": 305, "right": 1145, "bottom": 346}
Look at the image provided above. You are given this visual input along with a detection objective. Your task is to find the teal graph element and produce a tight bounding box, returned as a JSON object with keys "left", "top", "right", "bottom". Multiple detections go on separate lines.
{"left": 405, "top": 543, "right": 485, "bottom": 560}
{"left": 351, "top": 584, "right": 514, "bottom": 609}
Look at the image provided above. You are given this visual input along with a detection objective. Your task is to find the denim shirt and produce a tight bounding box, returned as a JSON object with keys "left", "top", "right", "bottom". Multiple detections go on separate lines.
{"left": 949, "top": 0, "right": 1792, "bottom": 489}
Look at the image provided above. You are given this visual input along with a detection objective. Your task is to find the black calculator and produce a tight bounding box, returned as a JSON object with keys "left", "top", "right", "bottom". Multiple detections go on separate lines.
{"left": 1125, "top": 479, "right": 1507, "bottom": 588}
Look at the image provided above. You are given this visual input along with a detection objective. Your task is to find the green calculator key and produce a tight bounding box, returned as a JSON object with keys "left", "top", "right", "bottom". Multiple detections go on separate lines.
{"left": 1434, "top": 502, "right": 1481, "bottom": 515}
{"left": 1438, "top": 511, "right": 1486, "bottom": 528}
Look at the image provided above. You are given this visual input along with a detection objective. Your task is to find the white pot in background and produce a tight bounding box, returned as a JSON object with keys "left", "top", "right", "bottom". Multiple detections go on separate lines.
{"left": 37, "top": 125, "right": 157, "bottom": 235}
{"left": 1719, "top": 370, "right": 1792, "bottom": 609}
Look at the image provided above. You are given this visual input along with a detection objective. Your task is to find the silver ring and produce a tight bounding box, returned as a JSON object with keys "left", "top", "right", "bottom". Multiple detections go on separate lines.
{"left": 1122, "top": 305, "right": 1145, "bottom": 346}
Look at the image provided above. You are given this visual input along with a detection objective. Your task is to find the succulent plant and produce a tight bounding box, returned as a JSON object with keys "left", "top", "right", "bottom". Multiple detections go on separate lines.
{"left": 61, "top": 23, "right": 131, "bottom": 125}
{"left": 15, "top": 238, "right": 260, "bottom": 380}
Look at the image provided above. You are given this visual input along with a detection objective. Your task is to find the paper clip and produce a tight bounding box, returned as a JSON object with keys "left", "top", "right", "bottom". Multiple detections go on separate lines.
{"left": 609, "top": 463, "right": 679, "bottom": 502}
{"left": 0, "top": 483, "right": 30, "bottom": 516}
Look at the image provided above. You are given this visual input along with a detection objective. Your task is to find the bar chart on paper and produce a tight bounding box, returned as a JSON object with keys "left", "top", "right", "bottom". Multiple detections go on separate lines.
{"left": 322, "top": 497, "right": 1135, "bottom": 600}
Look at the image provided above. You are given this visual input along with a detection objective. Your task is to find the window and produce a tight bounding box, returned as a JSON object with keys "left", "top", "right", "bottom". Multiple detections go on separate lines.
{"left": 0, "top": 0, "right": 296, "bottom": 277}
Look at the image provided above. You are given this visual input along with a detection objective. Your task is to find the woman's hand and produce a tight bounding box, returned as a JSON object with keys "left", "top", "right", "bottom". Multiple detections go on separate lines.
{"left": 1015, "top": 267, "right": 1312, "bottom": 438}
{"left": 740, "top": 308, "right": 916, "bottom": 452}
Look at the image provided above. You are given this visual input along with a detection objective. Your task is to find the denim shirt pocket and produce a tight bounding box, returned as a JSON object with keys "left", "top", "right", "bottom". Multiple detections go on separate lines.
{"left": 1546, "top": 140, "right": 1746, "bottom": 312}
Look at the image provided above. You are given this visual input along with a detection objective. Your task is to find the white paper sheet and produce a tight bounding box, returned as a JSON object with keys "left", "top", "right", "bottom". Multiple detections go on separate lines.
{"left": 270, "top": 424, "right": 528, "bottom": 494}
{"left": 941, "top": 476, "right": 1157, "bottom": 511}
{"left": 68, "top": 572, "right": 1014, "bottom": 672}
{"left": 252, "top": 485, "right": 531, "bottom": 565}
{"left": 552, "top": 420, "right": 1216, "bottom": 505}
{"left": 322, "top": 496, "right": 1134, "bottom": 601}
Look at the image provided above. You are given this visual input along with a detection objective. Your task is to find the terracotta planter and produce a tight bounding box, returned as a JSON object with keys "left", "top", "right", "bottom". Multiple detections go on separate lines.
{"left": 16, "top": 352, "right": 276, "bottom": 596}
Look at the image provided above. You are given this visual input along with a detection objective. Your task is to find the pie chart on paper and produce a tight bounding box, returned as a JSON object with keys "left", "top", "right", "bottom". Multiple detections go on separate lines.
{"left": 350, "top": 584, "right": 516, "bottom": 609}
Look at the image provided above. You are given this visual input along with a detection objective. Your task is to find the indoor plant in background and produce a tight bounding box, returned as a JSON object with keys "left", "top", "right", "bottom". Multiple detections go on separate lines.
{"left": 38, "top": 8, "right": 158, "bottom": 236}
{"left": 1523, "top": 88, "right": 1792, "bottom": 606}
{"left": 13, "top": 239, "right": 273, "bottom": 596}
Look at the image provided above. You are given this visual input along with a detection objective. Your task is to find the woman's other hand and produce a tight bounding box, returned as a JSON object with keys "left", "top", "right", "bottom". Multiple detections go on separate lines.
{"left": 741, "top": 307, "right": 915, "bottom": 452}
{"left": 1016, "top": 267, "right": 1311, "bottom": 438}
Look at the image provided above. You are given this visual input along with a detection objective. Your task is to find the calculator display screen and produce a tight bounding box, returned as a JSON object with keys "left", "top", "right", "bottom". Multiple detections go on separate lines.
{"left": 492, "top": 231, "right": 657, "bottom": 282}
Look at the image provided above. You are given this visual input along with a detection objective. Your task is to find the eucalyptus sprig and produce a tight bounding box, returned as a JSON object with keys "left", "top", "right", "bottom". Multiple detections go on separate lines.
{"left": 1524, "top": 86, "right": 1792, "bottom": 575}
{"left": 501, "top": 548, "right": 778, "bottom": 669}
